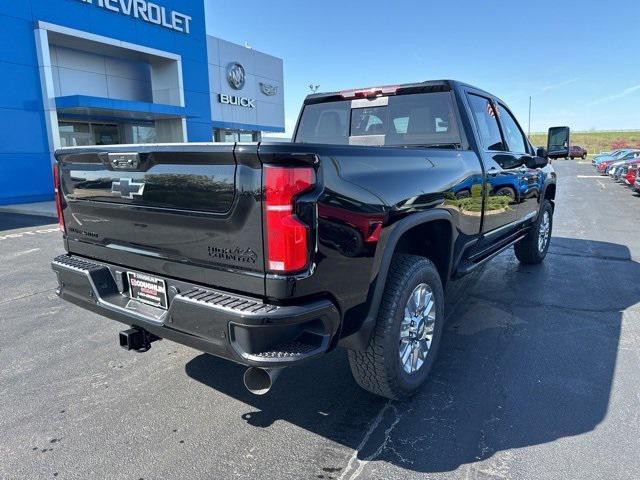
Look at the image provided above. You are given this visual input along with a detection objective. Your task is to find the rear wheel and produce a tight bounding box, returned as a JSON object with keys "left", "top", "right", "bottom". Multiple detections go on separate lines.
{"left": 348, "top": 254, "right": 444, "bottom": 400}
{"left": 582, "top": 153, "right": 587, "bottom": 160}
{"left": 514, "top": 200, "right": 553, "bottom": 264}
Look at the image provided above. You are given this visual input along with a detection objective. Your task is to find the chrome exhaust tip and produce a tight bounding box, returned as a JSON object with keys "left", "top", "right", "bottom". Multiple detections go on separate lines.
{"left": 243, "top": 367, "right": 283, "bottom": 395}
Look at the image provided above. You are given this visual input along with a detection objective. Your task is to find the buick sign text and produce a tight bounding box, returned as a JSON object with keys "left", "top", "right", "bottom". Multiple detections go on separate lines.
{"left": 219, "top": 94, "right": 256, "bottom": 108}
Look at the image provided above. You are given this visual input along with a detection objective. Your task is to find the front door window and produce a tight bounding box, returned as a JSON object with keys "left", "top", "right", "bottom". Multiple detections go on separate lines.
{"left": 466, "top": 93, "right": 517, "bottom": 233}
{"left": 497, "top": 104, "right": 527, "bottom": 154}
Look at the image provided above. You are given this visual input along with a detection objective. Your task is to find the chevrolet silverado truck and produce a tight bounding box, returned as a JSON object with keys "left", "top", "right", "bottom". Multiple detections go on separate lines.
{"left": 51, "top": 80, "right": 563, "bottom": 400}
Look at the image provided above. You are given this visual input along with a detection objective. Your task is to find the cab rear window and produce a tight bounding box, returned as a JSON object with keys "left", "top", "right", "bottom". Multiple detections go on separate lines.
{"left": 295, "top": 92, "right": 461, "bottom": 147}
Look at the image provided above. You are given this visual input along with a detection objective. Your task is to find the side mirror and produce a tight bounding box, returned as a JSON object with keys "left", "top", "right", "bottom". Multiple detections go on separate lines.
{"left": 493, "top": 154, "right": 523, "bottom": 170}
{"left": 526, "top": 155, "right": 549, "bottom": 168}
{"left": 547, "top": 126, "right": 570, "bottom": 156}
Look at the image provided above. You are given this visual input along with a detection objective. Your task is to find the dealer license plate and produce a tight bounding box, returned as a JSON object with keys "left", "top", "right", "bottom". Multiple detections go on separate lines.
{"left": 127, "top": 271, "right": 168, "bottom": 309}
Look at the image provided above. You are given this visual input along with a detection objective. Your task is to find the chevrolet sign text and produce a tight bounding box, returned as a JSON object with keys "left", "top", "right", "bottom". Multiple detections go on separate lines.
{"left": 76, "top": 0, "right": 192, "bottom": 34}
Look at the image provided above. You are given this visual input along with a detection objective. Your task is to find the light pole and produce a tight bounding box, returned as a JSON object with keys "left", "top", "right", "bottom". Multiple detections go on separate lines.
{"left": 309, "top": 84, "right": 320, "bottom": 94}
{"left": 528, "top": 96, "right": 532, "bottom": 140}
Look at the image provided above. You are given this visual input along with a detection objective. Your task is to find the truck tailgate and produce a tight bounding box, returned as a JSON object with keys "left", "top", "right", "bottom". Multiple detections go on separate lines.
{"left": 55, "top": 144, "right": 265, "bottom": 296}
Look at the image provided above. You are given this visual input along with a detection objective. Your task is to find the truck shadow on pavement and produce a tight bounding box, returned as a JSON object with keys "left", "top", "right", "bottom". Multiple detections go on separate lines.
{"left": 186, "top": 237, "right": 639, "bottom": 474}
{"left": 0, "top": 213, "right": 56, "bottom": 232}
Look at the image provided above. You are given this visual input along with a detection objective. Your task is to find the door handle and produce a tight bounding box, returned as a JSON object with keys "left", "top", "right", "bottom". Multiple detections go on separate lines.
{"left": 487, "top": 167, "right": 500, "bottom": 176}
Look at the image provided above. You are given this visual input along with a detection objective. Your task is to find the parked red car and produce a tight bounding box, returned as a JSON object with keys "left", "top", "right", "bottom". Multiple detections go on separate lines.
{"left": 625, "top": 165, "right": 638, "bottom": 186}
{"left": 597, "top": 160, "right": 615, "bottom": 173}
{"left": 569, "top": 145, "right": 588, "bottom": 159}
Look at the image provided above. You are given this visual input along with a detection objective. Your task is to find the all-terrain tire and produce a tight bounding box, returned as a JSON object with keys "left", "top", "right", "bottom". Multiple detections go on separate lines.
{"left": 348, "top": 254, "right": 444, "bottom": 400}
{"left": 514, "top": 200, "right": 553, "bottom": 264}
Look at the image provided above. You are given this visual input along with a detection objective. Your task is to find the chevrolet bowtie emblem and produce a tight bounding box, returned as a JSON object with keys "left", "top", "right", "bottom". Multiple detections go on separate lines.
{"left": 111, "top": 178, "right": 145, "bottom": 199}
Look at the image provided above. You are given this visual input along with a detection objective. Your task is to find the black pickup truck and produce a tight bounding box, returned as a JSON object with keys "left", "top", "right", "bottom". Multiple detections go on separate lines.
{"left": 51, "top": 80, "right": 565, "bottom": 400}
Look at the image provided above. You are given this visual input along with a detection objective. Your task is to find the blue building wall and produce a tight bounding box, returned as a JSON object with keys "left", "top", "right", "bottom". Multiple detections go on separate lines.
{"left": 0, "top": 0, "right": 211, "bottom": 205}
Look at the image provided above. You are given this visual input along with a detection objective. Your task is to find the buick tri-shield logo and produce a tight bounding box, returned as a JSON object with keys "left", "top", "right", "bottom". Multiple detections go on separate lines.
{"left": 112, "top": 178, "right": 145, "bottom": 199}
{"left": 226, "top": 62, "right": 246, "bottom": 90}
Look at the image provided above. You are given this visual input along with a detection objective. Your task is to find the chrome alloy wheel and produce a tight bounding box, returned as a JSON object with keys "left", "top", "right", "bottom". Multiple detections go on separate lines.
{"left": 399, "top": 283, "right": 436, "bottom": 374}
{"left": 538, "top": 211, "right": 551, "bottom": 252}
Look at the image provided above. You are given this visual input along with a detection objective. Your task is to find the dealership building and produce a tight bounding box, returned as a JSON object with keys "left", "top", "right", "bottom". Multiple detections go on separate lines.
{"left": 0, "top": 0, "right": 285, "bottom": 205}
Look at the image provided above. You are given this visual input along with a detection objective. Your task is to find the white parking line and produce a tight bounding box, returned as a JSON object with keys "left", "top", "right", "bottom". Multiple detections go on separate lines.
{"left": 577, "top": 175, "right": 604, "bottom": 178}
{"left": 2, "top": 248, "right": 41, "bottom": 260}
{"left": 0, "top": 228, "right": 59, "bottom": 241}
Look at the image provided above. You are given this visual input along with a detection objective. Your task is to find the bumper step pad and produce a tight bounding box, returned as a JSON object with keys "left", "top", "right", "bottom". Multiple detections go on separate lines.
{"left": 53, "top": 254, "right": 104, "bottom": 273}
{"left": 254, "top": 340, "right": 318, "bottom": 359}
{"left": 179, "top": 288, "right": 279, "bottom": 315}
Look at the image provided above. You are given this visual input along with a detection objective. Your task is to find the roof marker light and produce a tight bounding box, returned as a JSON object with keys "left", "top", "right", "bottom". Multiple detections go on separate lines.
{"left": 339, "top": 85, "right": 399, "bottom": 99}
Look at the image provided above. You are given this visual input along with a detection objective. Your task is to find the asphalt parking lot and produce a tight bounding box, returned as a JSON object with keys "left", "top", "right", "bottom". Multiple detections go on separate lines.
{"left": 1, "top": 160, "right": 639, "bottom": 480}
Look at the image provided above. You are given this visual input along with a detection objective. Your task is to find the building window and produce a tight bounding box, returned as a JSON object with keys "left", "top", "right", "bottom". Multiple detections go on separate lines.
{"left": 223, "top": 130, "right": 237, "bottom": 142}
{"left": 214, "top": 129, "right": 261, "bottom": 143}
{"left": 92, "top": 124, "right": 120, "bottom": 145}
{"left": 59, "top": 122, "right": 92, "bottom": 147}
{"left": 131, "top": 125, "right": 157, "bottom": 144}
{"left": 58, "top": 121, "right": 162, "bottom": 146}
{"left": 59, "top": 121, "right": 121, "bottom": 146}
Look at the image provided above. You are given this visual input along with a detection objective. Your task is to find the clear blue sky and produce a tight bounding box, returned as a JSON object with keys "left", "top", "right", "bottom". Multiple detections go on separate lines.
{"left": 206, "top": 0, "right": 640, "bottom": 136}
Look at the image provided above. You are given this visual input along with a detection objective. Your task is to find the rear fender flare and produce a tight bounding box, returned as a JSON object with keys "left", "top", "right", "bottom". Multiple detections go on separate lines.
{"left": 339, "top": 209, "right": 456, "bottom": 351}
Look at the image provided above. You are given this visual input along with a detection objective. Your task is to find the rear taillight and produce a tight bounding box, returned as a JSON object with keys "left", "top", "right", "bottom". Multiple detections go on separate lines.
{"left": 53, "top": 163, "right": 65, "bottom": 233}
{"left": 264, "top": 165, "right": 315, "bottom": 273}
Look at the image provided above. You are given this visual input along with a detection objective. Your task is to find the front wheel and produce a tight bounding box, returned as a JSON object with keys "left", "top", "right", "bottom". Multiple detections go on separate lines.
{"left": 348, "top": 254, "right": 444, "bottom": 400}
{"left": 495, "top": 186, "right": 516, "bottom": 201}
{"left": 514, "top": 200, "right": 553, "bottom": 264}
{"left": 582, "top": 153, "right": 587, "bottom": 160}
